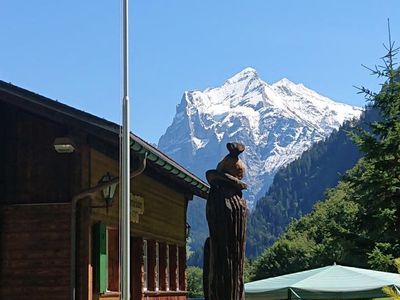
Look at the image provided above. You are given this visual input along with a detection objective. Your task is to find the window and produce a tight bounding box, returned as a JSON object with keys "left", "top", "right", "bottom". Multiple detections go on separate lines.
{"left": 107, "top": 228, "right": 119, "bottom": 292}
{"left": 94, "top": 223, "right": 119, "bottom": 294}
{"left": 178, "top": 246, "right": 186, "bottom": 291}
{"left": 141, "top": 240, "right": 182, "bottom": 293}
{"left": 158, "top": 242, "right": 167, "bottom": 290}
{"left": 166, "top": 244, "right": 170, "bottom": 291}
{"left": 176, "top": 245, "right": 179, "bottom": 291}
{"left": 168, "top": 244, "right": 178, "bottom": 290}
{"left": 131, "top": 237, "right": 144, "bottom": 300}
{"left": 143, "top": 240, "right": 148, "bottom": 291}
{"left": 155, "top": 242, "right": 160, "bottom": 291}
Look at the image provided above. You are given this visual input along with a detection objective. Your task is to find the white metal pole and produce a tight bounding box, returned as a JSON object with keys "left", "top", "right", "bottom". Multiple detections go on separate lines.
{"left": 121, "top": 0, "right": 130, "bottom": 299}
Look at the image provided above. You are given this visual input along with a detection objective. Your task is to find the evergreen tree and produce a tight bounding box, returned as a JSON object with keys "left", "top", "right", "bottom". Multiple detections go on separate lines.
{"left": 348, "top": 34, "right": 400, "bottom": 270}
{"left": 250, "top": 33, "right": 400, "bottom": 280}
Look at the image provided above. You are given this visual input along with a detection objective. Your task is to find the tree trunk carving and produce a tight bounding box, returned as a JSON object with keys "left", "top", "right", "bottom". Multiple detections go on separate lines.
{"left": 203, "top": 142, "right": 247, "bottom": 300}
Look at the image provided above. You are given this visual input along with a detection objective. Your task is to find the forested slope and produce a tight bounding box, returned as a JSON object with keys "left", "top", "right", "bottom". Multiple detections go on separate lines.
{"left": 247, "top": 108, "right": 379, "bottom": 258}
{"left": 250, "top": 56, "right": 400, "bottom": 280}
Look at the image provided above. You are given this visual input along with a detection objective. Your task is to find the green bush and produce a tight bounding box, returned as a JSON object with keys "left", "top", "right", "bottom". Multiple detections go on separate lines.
{"left": 187, "top": 266, "right": 203, "bottom": 298}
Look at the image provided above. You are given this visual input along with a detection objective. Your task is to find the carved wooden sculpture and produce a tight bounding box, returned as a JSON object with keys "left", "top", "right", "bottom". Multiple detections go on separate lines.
{"left": 203, "top": 142, "right": 247, "bottom": 300}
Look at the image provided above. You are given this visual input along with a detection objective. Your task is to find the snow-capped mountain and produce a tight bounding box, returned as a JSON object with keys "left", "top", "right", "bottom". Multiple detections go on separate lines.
{"left": 158, "top": 67, "right": 363, "bottom": 206}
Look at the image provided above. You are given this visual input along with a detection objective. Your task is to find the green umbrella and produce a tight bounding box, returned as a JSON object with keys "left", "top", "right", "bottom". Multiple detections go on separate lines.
{"left": 245, "top": 264, "right": 400, "bottom": 299}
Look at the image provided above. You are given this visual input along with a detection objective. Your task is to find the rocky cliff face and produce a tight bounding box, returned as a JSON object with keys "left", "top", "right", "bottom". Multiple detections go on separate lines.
{"left": 158, "top": 67, "right": 362, "bottom": 207}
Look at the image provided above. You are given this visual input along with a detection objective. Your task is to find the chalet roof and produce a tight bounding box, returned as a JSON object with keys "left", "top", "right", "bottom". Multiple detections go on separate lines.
{"left": 0, "top": 80, "right": 209, "bottom": 199}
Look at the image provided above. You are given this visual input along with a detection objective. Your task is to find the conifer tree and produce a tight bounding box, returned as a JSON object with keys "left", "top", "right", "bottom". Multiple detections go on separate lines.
{"left": 250, "top": 28, "right": 400, "bottom": 280}
{"left": 349, "top": 26, "right": 400, "bottom": 270}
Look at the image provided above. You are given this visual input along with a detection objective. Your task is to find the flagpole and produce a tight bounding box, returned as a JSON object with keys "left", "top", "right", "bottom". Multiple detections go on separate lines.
{"left": 121, "top": 0, "right": 130, "bottom": 299}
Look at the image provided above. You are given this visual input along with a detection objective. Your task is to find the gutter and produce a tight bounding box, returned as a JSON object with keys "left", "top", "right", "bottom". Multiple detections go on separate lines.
{"left": 130, "top": 136, "right": 209, "bottom": 197}
{"left": 70, "top": 154, "right": 147, "bottom": 300}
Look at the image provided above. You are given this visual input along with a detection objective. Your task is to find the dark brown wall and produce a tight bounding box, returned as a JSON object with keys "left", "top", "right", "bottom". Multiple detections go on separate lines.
{"left": 0, "top": 97, "right": 191, "bottom": 300}
{"left": 0, "top": 204, "right": 71, "bottom": 300}
{"left": 0, "top": 101, "right": 82, "bottom": 204}
{"left": 89, "top": 150, "right": 189, "bottom": 300}
{"left": 89, "top": 149, "right": 187, "bottom": 245}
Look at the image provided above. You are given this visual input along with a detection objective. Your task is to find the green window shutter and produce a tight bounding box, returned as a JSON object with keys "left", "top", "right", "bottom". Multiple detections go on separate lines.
{"left": 94, "top": 222, "right": 107, "bottom": 293}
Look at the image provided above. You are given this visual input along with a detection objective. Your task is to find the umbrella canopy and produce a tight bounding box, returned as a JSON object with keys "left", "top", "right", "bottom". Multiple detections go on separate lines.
{"left": 245, "top": 264, "right": 400, "bottom": 299}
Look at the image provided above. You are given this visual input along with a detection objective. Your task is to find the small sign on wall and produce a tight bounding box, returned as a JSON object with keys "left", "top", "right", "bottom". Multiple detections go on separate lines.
{"left": 130, "top": 194, "right": 144, "bottom": 223}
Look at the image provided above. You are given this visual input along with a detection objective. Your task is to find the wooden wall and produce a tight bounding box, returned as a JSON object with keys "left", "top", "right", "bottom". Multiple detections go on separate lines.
{"left": 0, "top": 99, "right": 191, "bottom": 300}
{"left": 0, "top": 102, "right": 82, "bottom": 204}
{"left": 88, "top": 149, "right": 189, "bottom": 300}
{"left": 0, "top": 204, "right": 71, "bottom": 300}
{"left": 89, "top": 149, "right": 187, "bottom": 245}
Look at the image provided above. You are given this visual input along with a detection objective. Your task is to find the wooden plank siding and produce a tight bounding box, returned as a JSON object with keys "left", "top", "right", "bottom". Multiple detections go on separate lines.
{"left": 0, "top": 204, "right": 71, "bottom": 300}
{"left": 89, "top": 149, "right": 188, "bottom": 300}
{"left": 0, "top": 101, "right": 83, "bottom": 205}
{"left": 89, "top": 149, "right": 187, "bottom": 245}
{"left": 0, "top": 98, "right": 191, "bottom": 300}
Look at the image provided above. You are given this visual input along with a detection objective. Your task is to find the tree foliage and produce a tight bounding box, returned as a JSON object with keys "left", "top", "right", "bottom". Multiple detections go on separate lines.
{"left": 246, "top": 109, "right": 380, "bottom": 258}
{"left": 383, "top": 258, "right": 400, "bottom": 299}
{"left": 348, "top": 36, "right": 400, "bottom": 271}
{"left": 251, "top": 37, "right": 400, "bottom": 280}
{"left": 251, "top": 181, "right": 362, "bottom": 280}
{"left": 187, "top": 266, "right": 204, "bottom": 298}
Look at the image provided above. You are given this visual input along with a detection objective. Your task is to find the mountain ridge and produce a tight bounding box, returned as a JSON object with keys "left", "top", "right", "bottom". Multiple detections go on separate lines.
{"left": 158, "top": 67, "right": 363, "bottom": 205}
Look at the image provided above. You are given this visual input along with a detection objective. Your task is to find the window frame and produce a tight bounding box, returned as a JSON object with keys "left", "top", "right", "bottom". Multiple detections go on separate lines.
{"left": 176, "top": 245, "right": 179, "bottom": 291}
{"left": 166, "top": 244, "right": 170, "bottom": 291}
{"left": 106, "top": 227, "right": 119, "bottom": 292}
{"left": 155, "top": 241, "right": 160, "bottom": 291}
{"left": 143, "top": 239, "right": 148, "bottom": 291}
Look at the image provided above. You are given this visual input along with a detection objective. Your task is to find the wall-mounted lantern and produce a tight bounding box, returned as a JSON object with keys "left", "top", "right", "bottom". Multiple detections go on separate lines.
{"left": 53, "top": 137, "right": 76, "bottom": 153}
{"left": 98, "top": 172, "right": 117, "bottom": 208}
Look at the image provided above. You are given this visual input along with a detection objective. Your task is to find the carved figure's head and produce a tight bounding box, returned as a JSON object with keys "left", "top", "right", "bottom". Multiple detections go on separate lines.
{"left": 226, "top": 142, "right": 245, "bottom": 157}
{"left": 216, "top": 142, "right": 246, "bottom": 180}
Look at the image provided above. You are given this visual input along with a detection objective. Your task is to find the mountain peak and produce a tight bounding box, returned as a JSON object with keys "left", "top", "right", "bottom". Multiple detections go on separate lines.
{"left": 225, "top": 67, "right": 259, "bottom": 85}
{"left": 273, "top": 77, "right": 297, "bottom": 87}
{"left": 159, "top": 69, "right": 363, "bottom": 206}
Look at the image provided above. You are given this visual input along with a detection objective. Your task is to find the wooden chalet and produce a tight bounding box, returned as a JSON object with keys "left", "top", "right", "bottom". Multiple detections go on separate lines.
{"left": 0, "top": 80, "right": 209, "bottom": 300}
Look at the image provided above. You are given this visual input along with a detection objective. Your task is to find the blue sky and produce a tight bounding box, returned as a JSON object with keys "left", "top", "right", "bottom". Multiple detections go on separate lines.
{"left": 1, "top": 1, "right": 399, "bottom": 144}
